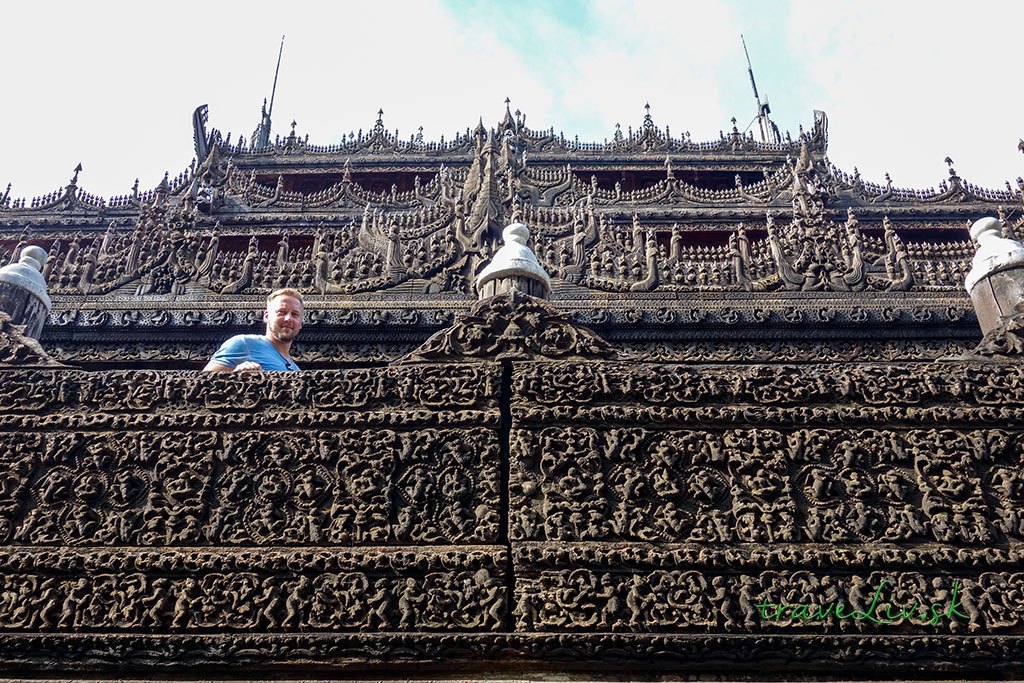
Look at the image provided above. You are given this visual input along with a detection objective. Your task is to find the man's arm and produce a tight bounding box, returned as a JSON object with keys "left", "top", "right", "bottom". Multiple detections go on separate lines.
{"left": 204, "top": 360, "right": 262, "bottom": 372}
{"left": 204, "top": 336, "right": 263, "bottom": 372}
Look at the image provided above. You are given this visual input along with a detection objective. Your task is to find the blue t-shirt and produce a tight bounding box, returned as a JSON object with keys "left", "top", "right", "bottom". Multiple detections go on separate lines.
{"left": 209, "top": 334, "right": 299, "bottom": 371}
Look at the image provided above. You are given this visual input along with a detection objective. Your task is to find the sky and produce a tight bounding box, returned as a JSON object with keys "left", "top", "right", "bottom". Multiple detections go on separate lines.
{"left": 2, "top": 0, "right": 1022, "bottom": 202}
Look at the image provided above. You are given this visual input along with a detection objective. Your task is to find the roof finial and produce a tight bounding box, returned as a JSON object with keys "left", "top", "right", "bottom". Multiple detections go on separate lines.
{"left": 643, "top": 103, "right": 654, "bottom": 129}
{"left": 70, "top": 163, "right": 83, "bottom": 185}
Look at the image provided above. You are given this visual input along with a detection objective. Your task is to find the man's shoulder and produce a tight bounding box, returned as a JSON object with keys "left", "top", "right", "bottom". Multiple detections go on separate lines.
{"left": 218, "top": 334, "right": 263, "bottom": 348}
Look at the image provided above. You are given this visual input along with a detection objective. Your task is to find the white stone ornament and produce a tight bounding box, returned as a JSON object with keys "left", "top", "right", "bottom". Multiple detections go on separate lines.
{"left": 475, "top": 223, "right": 551, "bottom": 299}
{"left": 965, "top": 217, "right": 1024, "bottom": 293}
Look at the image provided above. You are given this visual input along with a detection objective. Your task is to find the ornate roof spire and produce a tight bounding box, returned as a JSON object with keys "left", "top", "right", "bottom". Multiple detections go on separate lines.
{"left": 501, "top": 97, "right": 516, "bottom": 132}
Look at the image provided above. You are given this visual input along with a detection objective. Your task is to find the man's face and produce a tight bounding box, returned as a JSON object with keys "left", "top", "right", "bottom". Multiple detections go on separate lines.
{"left": 264, "top": 295, "right": 303, "bottom": 343}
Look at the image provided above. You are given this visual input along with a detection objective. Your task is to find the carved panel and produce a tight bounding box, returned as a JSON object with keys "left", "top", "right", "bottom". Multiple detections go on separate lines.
{"left": 1, "top": 428, "right": 498, "bottom": 547}
{"left": 511, "top": 361, "right": 1024, "bottom": 427}
{"left": 511, "top": 427, "right": 1014, "bottom": 545}
{"left": 511, "top": 545, "right": 1021, "bottom": 634}
{"left": 0, "top": 365, "right": 500, "bottom": 429}
{"left": 618, "top": 338, "right": 976, "bottom": 363}
{"left": 0, "top": 365, "right": 501, "bottom": 547}
{"left": 0, "top": 547, "right": 506, "bottom": 632}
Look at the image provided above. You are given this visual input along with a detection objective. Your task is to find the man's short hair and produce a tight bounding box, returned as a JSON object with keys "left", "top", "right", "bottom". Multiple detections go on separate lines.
{"left": 267, "top": 288, "right": 303, "bottom": 305}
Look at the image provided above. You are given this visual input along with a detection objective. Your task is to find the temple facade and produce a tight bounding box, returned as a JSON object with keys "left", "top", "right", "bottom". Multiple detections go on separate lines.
{"left": 2, "top": 103, "right": 1016, "bottom": 367}
{"left": 0, "top": 103, "right": 1023, "bottom": 678}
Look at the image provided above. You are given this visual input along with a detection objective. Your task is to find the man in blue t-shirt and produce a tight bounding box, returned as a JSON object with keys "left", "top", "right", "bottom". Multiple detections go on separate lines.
{"left": 204, "top": 288, "right": 303, "bottom": 372}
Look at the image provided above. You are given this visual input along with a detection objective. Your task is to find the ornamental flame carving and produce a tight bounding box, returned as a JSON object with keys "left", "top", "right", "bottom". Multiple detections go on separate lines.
{"left": 400, "top": 288, "right": 616, "bottom": 363}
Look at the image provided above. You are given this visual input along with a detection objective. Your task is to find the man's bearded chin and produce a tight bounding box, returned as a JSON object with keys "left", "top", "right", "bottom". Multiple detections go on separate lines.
{"left": 271, "top": 324, "right": 298, "bottom": 342}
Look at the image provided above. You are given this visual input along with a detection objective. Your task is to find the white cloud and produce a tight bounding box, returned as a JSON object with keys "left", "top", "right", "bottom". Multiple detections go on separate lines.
{"left": 787, "top": 0, "right": 1024, "bottom": 189}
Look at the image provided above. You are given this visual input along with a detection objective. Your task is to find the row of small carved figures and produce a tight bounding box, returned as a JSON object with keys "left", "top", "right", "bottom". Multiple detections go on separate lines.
{"left": 38, "top": 225, "right": 461, "bottom": 295}
{"left": 516, "top": 570, "right": 1007, "bottom": 632}
{"left": 0, "top": 569, "right": 504, "bottom": 631}
{"left": 0, "top": 457, "right": 1010, "bottom": 547}
{"left": 5, "top": 211, "right": 977, "bottom": 298}
{"left": 0, "top": 569, "right": 1016, "bottom": 633}
{"left": 516, "top": 497, "right": 1001, "bottom": 545}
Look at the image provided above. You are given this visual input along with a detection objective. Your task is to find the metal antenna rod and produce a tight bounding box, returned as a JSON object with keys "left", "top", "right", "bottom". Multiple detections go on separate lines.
{"left": 741, "top": 34, "right": 762, "bottom": 106}
{"left": 268, "top": 35, "right": 285, "bottom": 118}
{"left": 741, "top": 34, "right": 770, "bottom": 143}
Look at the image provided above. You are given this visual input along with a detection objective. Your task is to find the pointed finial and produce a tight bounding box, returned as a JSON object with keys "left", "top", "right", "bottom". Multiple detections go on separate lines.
{"left": 944, "top": 156, "right": 957, "bottom": 178}
{"left": 71, "top": 163, "right": 83, "bottom": 185}
{"left": 377, "top": 108, "right": 384, "bottom": 120}
{"left": 290, "top": 119, "right": 297, "bottom": 135}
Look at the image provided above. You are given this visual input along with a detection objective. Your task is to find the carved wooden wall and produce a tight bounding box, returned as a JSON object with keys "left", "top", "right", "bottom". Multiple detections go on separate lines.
{"left": 0, "top": 359, "right": 1022, "bottom": 675}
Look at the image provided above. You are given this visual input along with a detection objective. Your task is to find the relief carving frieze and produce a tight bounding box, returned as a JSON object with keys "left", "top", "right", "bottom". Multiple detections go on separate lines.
{"left": 510, "top": 427, "right": 1013, "bottom": 545}
{"left": 0, "top": 428, "right": 498, "bottom": 547}
{"left": 511, "top": 563, "right": 1014, "bottom": 635}
{"left": 617, "top": 338, "right": 977, "bottom": 363}
{"left": 0, "top": 356, "right": 1020, "bottom": 673}
{"left": 0, "top": 365, "right": 500, "bottom": 430}
{"left": 0, "top": 547, "right": 506, "bottom": 633}
{"left": 0, "top": 364, "right": 501, "bottom": 548}
{"left": 512, "top": 361, "right": 1024, "bottom": 427}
